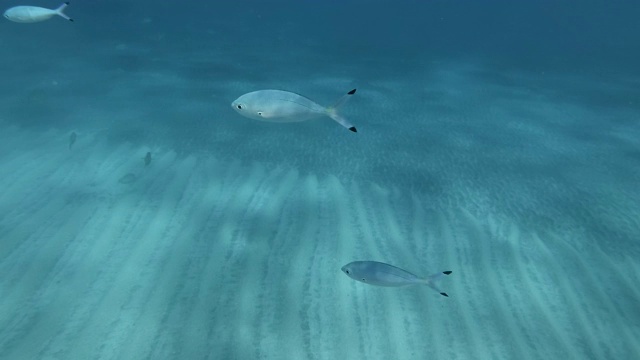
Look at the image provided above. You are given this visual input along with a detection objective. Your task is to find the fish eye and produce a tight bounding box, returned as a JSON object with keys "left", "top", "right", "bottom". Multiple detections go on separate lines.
{"left": 236, "top": 105, "right": 242, "bottom": 110}
{"left": 345, "top": 270, "right": 350, "bottom": 274}
{"left": 257, "top": 111, "right": 263, "bottom": 116}
{"left": 361, "top": 278, "right": 366, "bottom": 282}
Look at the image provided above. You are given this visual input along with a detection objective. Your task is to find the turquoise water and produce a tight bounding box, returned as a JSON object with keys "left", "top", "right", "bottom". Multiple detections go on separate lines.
{"left": 0, "top": 1, "right": 638, "bottom": 359}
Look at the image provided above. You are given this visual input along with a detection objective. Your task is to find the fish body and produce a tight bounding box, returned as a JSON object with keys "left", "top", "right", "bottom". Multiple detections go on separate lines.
{"left": 68, "top": 131, "right": 76, "bottom": 149}
{"left": 341, "top": 261, "right": 452, "bottom": 296}
{"left": 231, "top": 89, "right": 357, "bottom": 132}
{"left": 144, "top": 152, "right": 151, "bottom": 166}
{"left": 4, "top": 2, "right": 73, "bottom": 23}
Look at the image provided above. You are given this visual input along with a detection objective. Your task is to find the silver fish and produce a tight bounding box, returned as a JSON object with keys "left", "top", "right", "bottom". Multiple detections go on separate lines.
{"left": 231, "top": 89, "right": 357, "bottom": 132}
{"left": 4, "top": 2, "right": 73, "bottom": 23}
{"left": 341, "top": 261, "right": 452, "bottom": 297}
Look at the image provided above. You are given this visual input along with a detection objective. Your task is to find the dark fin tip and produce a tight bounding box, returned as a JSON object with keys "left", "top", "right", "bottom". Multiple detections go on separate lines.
{"left": 443, "top": 271, "right": 452, "bottom": 275}
{"left": 65, "top": 2, "right": 70, "bottom": 4}
{"left": 440, "top": 292, "right": 449, "bottom": 297}
{"left": 348, "top": 127, "right": 357, "bottom": 133}
{"left": 348, "top": 89, "right": 356, "bottom": 95}
{"left": 69, "top": 19, "right": 74, "bottom": 22}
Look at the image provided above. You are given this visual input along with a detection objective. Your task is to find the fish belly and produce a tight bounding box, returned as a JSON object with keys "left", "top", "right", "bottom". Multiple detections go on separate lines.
{"left": 367, "top": 269, "right": 420, "bottom": 287}
{"left": 348, "top": 261, "right": 421, "bottom": 287}
{"left": 259, "top": 98, "right": 324, "bottom": 123}
{"left": 7, "top": 7, "right": 55, "bottom": 23}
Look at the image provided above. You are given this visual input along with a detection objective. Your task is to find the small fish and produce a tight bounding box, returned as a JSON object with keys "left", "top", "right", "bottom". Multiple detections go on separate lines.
{"left": 341, "top": 261, "right": 452, "bottom": 297}
{"left": 68, "top": 131, "right": 76, "bottom": 149}
{"left": 231, "top": 89, "right": 358, "bottom": 132}
{"left": 118, "top": 173, "right": 137, "bottom": 184}
{"left": 144, "top": 152, "right": 152, "bottom": 167}
{"left": 4, "top": 2, "right": 73, "bottom": 23}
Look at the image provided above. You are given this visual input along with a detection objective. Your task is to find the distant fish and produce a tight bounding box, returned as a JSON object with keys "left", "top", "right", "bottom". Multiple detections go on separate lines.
{"left": 341, "top": 261, "right": 452, "bottom": 297}
{"left": 231, "top": 89, "right": 358, "bottom": 132}
{"left": 144, "top": 152, "right": 152, "bottom": 167}
{"left": 4, "top": 2, "right": 73, "bottom": 23}
{"left": 118, "top": 173, "right": 137, "bottom": 184}
{"left": 68, "top": 131, "right": 76, "bottom": 149}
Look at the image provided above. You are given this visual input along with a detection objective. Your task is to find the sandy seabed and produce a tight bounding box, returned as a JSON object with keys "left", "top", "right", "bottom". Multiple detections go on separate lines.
{"left": 0, "top": 25, "right": 638, "bottom": 357}
{"left": 0, "top": 112, "right": 638, "bottom": 360}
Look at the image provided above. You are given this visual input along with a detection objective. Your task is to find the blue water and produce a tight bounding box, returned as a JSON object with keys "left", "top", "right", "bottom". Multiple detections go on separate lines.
{"left": 0, "top": 1, "right": 639, "bottom": 359}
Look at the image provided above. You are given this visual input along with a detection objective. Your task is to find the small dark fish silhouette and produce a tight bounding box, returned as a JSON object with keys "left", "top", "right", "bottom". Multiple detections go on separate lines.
{"left": 118, "top": 173, "right": 137, "bottom": 184}
{"left": 69, "top": 132, "right": 77, "bottom": 149}
{"left": 144, "top": 152, "right": 152, "bottom": 167}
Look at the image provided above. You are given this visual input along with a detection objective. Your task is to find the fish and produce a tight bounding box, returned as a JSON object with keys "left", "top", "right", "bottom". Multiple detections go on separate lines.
{"left": 4, "top": 2, "right": 73, "bottom": 23}
{"left": 68, "top": 131, "right": 76, "bottom": 149}
{"left": 341, "top": 261, "right": 452, "bottom": 297}
{"left": 144, "top": 152, "right": 152, "bottom": 167}
{"left": 118, "top": 173, "right": 137, "bottom": 184}
{"left": 231, "top": 89, "right": 358, "bottom": 132}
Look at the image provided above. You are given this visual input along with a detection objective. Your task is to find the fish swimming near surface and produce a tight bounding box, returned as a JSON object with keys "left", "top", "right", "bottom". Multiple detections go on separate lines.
{"left": 68, "top": 131, "right": 76, "bottom": 149}
{"left": 231, "top": 89, "right": 358, "bottom": 132}
{"left": 341, "top": 261, "right": 452, "bottom": 297}
{"left": 144, "top": 152, "right": 152, "bottom": 167}
{"left": 4, "top": 2, "right": 73, "bottom": 23}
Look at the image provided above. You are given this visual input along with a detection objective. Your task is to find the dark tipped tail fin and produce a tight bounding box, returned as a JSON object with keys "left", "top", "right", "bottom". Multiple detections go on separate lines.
{"left": 333, "top": 88, "right": 356, "bottom": 109}
{"left": 56, "top": 2, "right": 73, "bottom": 22}
{"left": 327, "top": 89, "right": 357, "bottom": 132}
{"left": 425, "top": 271, "right": 452, "bottom": 297}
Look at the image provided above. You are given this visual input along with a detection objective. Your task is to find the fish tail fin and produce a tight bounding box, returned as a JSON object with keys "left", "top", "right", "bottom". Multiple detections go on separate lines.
{"left": 56, "top": 2, "right": 73, "bottom": 22}
{"left": 423, "top": 270, "right": 452, "bottom": 297}
{"left": 327, "top": 89, "right": 357, "bottom": 133}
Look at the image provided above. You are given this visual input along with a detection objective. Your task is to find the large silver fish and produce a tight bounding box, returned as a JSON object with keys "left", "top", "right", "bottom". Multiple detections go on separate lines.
{"left": 231, "top": 89, "right": 357, "bottom": 132}
{"left": 4, "top": 2, "right": 73, "bottom": 23}
{"left": 341, "top": 261, "right": 452, "bottom": 297}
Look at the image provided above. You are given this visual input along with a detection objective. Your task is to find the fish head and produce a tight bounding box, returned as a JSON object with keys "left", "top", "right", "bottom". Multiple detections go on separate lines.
{"left": 341, "top": 262, "right": 372, "bottom": 284}
{"left": 341, "top": 264, "right": 355, "bottom": 278}
{"left": 231, "top": 99, "right": 247, "bottom": 113}
{"left": 231, "top": 93, "right": 270, "bottom": 120}
{"left": 231, "top": 100, "right": 267, "bottom": 120}
{"left": 341, "top": 264, "right": 369, "bottom": 283}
